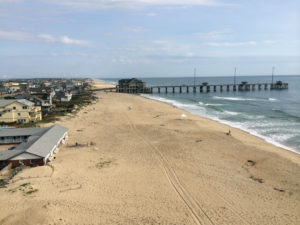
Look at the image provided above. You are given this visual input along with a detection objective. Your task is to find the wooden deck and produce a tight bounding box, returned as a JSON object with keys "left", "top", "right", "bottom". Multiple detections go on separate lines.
{"left": 91, "top": 82, "right": 288, "bottom": 94}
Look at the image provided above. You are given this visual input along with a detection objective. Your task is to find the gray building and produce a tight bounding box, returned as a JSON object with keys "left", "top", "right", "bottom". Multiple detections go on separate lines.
{"left": 0, "top": 124, "right": 68, "bottom": 168}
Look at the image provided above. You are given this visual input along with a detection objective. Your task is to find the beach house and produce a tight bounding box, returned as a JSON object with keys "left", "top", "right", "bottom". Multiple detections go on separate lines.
{"left": 25, "top": 92, "right": 54, "bottom": 113}
{"left": 0, "top": 124, "right": 68, "bottom": 168}
{"left": 55, "top": 91, "right": 72, "bottom": 102}
{"left": 0, "top": 99, "right": 42, "bottom": 124}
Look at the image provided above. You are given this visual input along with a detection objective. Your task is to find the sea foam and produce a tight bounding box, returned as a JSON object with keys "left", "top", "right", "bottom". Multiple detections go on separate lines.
{"left": 141, "top": 94, "right": 299, "bottom": 154}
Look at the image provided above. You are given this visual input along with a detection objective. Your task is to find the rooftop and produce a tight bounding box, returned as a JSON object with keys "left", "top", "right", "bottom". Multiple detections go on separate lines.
{"left": 0, "top": 99, "right": 34, "bottom": 108}
{"left": 0, "top": 124, "right": 68, "bottom": 161}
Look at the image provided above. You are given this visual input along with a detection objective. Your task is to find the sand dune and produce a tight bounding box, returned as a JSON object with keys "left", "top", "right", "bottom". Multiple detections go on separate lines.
{"left": 0, "top": 80, "right": 299, "bottom": 225}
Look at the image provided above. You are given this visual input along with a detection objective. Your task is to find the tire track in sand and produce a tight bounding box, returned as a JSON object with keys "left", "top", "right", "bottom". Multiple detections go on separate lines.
{"left": 119, "top": 101, "right": 215, "bottom": 225}
{"left": 118, "top": 97, "right": 252, "bottom": 225}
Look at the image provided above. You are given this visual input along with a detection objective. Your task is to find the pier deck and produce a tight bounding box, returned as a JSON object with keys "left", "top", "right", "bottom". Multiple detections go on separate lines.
{"left": 92, "top": 81, "right": 288, "bottom": 94}
{"left": 119, "top": 82, "right": 288, "bottom": 94}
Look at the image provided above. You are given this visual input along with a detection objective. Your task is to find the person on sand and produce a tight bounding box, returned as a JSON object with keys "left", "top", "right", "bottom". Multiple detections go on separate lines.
{"left": 226, "top": 129, "right": 231, "bottom": 136}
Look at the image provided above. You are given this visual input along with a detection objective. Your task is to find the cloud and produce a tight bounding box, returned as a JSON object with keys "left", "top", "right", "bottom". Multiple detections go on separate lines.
{"left": 41, "top": 0, "right": 230, "bottom": 9}
{"left": 0, "top": 29, "right": 89, "bottom": 46}
{"left": 145, "top": 12, "right": 158, "bottom": 16}
{"left": 39, "top": 34, "right": 89, "bottom": 46}
{"left": 0, "top": 0, "right": 20, "bottom": 2}
{"left": 0, "top": 30, "right": 32, "bottom": 41}
{"left": 50, "top": 51, "right": 100, "bottom": 57}
{"left": 196, "top": 30, "right": 233, "bottom": 40}
{"left": 114, "top": 38, "right": 286, "bottom": 64}
{"left": 60, "top": 35, "right": 89, "bottom": 45}
{"left": 207, "top": 41, "right": 257, "bottom": 47}
{"left": 206, "top": 40, "right": 278, "bottom": 47}
{"left": 38, "top": 34, "right": 56, "bottom": 42}
{"left": 123, "top": 26, "right": 150, "bottom": 33}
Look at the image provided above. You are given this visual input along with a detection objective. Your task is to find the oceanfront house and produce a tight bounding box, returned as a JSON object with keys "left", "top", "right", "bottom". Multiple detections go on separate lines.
{"left": 0, "top": 99, "right": 42, "bottom": 124}
{"left": 117, "top": 78, "right": 147, "bottom": 93}
{"left": 0, "top": 124, "right": 68, "bottom": 168}
{"left": 55, "top": 91, "right": 72, "bottom": 102}
{"left": 25, "top": 92, "right": 54, "bottom": 114}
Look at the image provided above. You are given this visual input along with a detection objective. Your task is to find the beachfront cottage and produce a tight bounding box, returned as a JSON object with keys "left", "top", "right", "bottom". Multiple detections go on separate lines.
{"left": 0, "top": 124, "right": 68, "bottom": 169}
{"left": 0, "top": 99, "right": 42, "bottom": 124}
{"left": 25, "top": 92, "right": 54, "bottom": 113}
{"left": 55, "top": 91, "right": 72, "bottom": 102}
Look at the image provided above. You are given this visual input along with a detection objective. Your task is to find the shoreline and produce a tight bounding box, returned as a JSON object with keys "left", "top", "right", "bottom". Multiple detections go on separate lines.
{"left": 141, "top": 94, "right": 300, "bottom": 155}
{"left": 0, "top": 79, "right": 299, "bottom": 225}
{"left": 95, "top": 78, "right": 299, "bottom": 156}
{"left": 94, "top": 78, "right": 299, "bottom": 164}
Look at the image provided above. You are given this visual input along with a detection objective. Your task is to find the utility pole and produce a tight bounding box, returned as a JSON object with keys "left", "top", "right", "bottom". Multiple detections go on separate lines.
{"left": 234, "top": 67, "right": 237, "bottom": 85}
{"left": 194, "top": 68, "right": 196, "bottom": 87}
{"left": 272, "top": 66, "right": 275, "bottom": 89}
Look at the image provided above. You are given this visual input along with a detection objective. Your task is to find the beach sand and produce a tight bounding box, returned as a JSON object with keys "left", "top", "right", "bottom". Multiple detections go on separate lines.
{"left": 0, "top": 80, "right": 299, "bottom": 225}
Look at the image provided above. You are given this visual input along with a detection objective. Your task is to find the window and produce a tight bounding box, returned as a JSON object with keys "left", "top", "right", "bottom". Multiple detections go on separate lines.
{"left": 13, "top": 106, "right": 16, "bottom": 110}
{"left": 22, "top": 106, "right": 27, "bottom": 109}
{"left": 0, "top": 114, "right": 2, "bottom": 117}
{"left": 18, "top": 113, "right": 21, "bottom": 116}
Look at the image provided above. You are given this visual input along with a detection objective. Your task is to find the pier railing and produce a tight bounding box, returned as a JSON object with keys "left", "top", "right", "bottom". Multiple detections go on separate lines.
{"left": 144, "top": 82, "right": 288, "bottom": 94}
{"left": 91, "top": 82, "right": 288, "bottom": 94}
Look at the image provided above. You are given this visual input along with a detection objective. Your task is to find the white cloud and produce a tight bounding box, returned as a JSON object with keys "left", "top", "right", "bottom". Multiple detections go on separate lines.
{"left": 0, "top": 29, "right": 89, "bottom": 46}
{"left": 0, "top": 0, "right": 20, "bottom": 2}
{"left": 123, "top": 26, "right": 150, "bottom": 32}
{"left": 138, "top": 0, "right": 221, "bottom": 6}
{"left": 115, "top": 38, "right": 285, "bottom": 64}
{"left": 145, "top": 12, "right": 158, "bottom": 16}
{"left": 42, "top": 0, "right": 230, "bottom": 9}
{"left": 49, "top": 50, "right": 103, "bottom": 58}
{"left": 0, "top": 30, "right": 32, "bottom": 41}
{"left": 206, "top": 40, "right": 279, "bottom": 47}
{"left": 60, "top": 35, "right": 89, "bottom": 45}
{"left": 196, "top": 30, "right": 233, "bottom": 40}
{"left": 38, "top": 34, "right": 56, "bottom": 42}
{"left": 207, "top": 41, "right": 257, "bottom": 47}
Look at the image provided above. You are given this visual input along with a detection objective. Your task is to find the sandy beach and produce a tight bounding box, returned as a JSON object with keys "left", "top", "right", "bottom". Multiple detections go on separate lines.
{"left": 0, "top": 80, "right": 299, "bottom": 225}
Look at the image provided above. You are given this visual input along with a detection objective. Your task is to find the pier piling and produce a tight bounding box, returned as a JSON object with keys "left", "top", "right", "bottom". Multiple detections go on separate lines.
{"left": 120, "top": 81, "right": 288, "bottom": 95}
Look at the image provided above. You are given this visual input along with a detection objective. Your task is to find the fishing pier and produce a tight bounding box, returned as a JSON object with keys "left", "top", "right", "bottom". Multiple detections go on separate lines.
{"left": 92, "top": 79, "right": 288, "bottom": 94}
{"left": 148, "top": 81, "right": 288, "bottom": 94}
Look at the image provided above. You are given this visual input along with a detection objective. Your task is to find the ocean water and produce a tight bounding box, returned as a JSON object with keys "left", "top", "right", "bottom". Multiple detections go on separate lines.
{"left": 100, "top": 76, "right": 300, "bottom": 154}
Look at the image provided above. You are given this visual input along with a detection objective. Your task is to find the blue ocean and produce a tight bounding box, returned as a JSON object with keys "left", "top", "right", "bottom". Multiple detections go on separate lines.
{"left": 100, "top": 75, "right": 300, "bottom": 154}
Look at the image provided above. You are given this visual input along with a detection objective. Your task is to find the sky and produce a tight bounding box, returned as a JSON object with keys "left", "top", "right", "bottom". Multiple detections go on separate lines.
{"left": 0, "top": 0, "right": 299, "bottom": 78}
